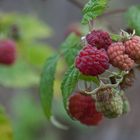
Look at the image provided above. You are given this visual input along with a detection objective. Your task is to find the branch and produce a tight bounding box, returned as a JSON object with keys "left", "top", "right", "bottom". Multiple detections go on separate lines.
{"left": 68, "top": 0, "right": 127, "bottom": 18}
{"left": 99, "top": 8, "right": 127, "bottom": 19}
{"left": 68, "top": 0, "right": 83, "bottom": 9}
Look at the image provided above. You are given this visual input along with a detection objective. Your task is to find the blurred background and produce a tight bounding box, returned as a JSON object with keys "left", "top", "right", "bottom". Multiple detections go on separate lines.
{"left": 0, "top": 0, "right": 140, "bottom": 140}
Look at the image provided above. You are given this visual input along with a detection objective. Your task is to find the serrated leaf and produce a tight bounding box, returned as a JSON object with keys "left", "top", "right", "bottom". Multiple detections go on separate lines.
{"left": 82, "top": 0, "right": 109, "bottom": 24}
{"left": 60, "top": 33, "right": 82, "bottom": 66}
{"left": 126, "top": 6, "right": 140, "bottom": 35}
{"left": 40, "top": 55, "right": 59, "bottom": 119}
{"left": 61, "top": 66, "right": 80, "bottom": 110}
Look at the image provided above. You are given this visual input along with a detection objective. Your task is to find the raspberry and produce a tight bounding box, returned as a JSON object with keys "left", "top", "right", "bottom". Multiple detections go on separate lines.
{"left": 68, "top": 92, "right": 103, "bottom": 126}
{"left": 107, "top": 42, "right": 134, "bottom": 71}
{"left": 75, "top": 45, "right": 109, "bottom": 76}
{"left": 86, "top": 30, "right": 112, "bottom": 50}
{"left": 125, "top": 36, "right": 140, "bottom": 63}
{"left": 95, "top": 87, "right": 123, "bottom": 118}
{"left": 0, "top": 39, "right": 16, "bottom": 65}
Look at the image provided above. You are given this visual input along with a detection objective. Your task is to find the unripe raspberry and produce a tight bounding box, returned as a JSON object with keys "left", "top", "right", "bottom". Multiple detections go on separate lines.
{"left": 107, "top": 42, "right": 134, "bottom": 71}
{"left": 75, "top": 44, "right": 109, "bottom": 76}
{"left": 0, "top": 39, "right": 16, "bottom": 65}
{"left": 68, "top": 92, "right": 103, "bottom": 126}
{"left": 125, "top": 36, "right": 140, "bottom": 63}
{"left": 95, "top": 87, "right": 123, "bottom": 118}
{"left": 86, "top": 30, "right": 112, "bottom": 50}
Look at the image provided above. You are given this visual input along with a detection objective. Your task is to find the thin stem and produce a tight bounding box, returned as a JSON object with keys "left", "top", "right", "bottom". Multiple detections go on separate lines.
{"left": 68, "top": 0, "right": 127, "bottom": 18}
{"left": 88, "top": 20, "right": 94, "bottom": 31}
{"left": 68, "top": 0, "right": 83, "bottom": 9}
{"left": 99, "top": 8, "right": 127, "bottom": 19}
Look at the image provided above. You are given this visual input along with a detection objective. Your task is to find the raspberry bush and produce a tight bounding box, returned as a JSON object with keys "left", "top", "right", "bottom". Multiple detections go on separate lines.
{"left": 40, "top": 0, "right": 140, "bottom": 127}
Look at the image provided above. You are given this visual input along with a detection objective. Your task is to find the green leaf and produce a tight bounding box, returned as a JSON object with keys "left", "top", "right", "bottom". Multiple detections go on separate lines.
{"left": 0, "top": 13, "right": 52, "bottom": 40}
{"left": 82, "top": 0, "right": 109, "bottom": 24}
{"left": 0, "top": 59, "right": 39, "bottom": 88}
{"left": 0, "top": 106, "right": 13, "bottom": 140}
{"left": 126, "top": 6, "right": 140, "bottom": 35}
{"left": 110, "top": 33, "right": 122, "bottom": 41}
{"left": 60, "top": 33, "right": 82, "bottom": 66}
{"left": 40, "top": 54, "right": 59, "bottom": 119}
{"left": 61, "top": 66, "right": 80, "bottom": 110}
{"left": 17, "top": 41, "right": 54, "bottom": 69}
{"left": 15, "top": 15, "right": 52, "bottom": 39}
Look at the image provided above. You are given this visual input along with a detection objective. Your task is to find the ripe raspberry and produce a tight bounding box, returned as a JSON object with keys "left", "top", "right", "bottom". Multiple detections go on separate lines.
{"left": 0, "top": 39, "right": 16, "bottom": 65}
{"left": 75, "top": 45, "right": 109, "bottom": 76}
{"left": 86, "top": 30, "right": 112, "bottom": 50}
{"left": 95, "top": 87, "right": 123, "bottom": 118}
{"left": 125, "top": 36, "right": 140, "bottom": 63}
{"left": 68, "top": 92, "right": 103, "bottom": 126}
{"left": 107, "top": 42, "right": 134, "bottom": 71}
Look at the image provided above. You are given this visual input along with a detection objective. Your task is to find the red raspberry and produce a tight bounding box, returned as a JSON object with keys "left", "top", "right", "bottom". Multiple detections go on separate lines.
{"left": 0, "top": 39, "right": 16, "bottom": 65}
{"left": 125, "top": 36, "right": 140, "bottom": 63}
{"left": 86, "top": 30, "right": 112, "bottom": 50}
{"left": 68, "top": 92, "right": 103, "bottom": 126}
{"left": 107, "top": 42, "right": 134, "bottom": 71}
{"left": 75, "top": 45, "right": 109, "bottom": 76}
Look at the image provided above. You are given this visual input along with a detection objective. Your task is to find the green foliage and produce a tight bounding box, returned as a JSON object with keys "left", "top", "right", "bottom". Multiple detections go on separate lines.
{"left": 61, "top": 66, "right": 80, "bottom": 110}
{"left": 11, "top": 93, "right": 50, "bottom": 140}
{"left": 0, "top": 106, "right": 13, "bottom": 140}
{"left": 60, "top": 33, "right": 82, "bottom": 67}
{"left": 17, "top": 41, "right": 54, "bottom": 69}
{"left": 0, "top": 13, "right": 54, "bottom": 88}
{"left": 0, "top": 59, "right": 39, "bottom": 88}
{"left": 126, "top": 6, "right": 140, "bottom": 35}
{"left": 110, "top": 33, "right": 122, "bottom": 41}
{"left": 79, "top": 74, "right": 99, "bottom": 85}
{"left": 82, "top": 0, "right": 109, "bottom": 24}
{"left": 40, "top": 55, "right": 59, "bottom": 119}
{"left": 0, "top": 13, "right": 52, "bottom": 40}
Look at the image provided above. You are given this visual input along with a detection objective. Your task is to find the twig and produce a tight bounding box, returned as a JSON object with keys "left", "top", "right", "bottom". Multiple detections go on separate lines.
{"left": 99, "top": 8, "right": 127, "bottom": 19}
{"left": 68, "top": 0, "right": 83, "bottom": 9}
{"left": 68, "top": 0, "right": 127, "bottom": 18}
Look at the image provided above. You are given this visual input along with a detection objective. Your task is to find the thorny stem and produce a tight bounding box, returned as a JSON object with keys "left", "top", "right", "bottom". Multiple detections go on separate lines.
{"left": 84, "top": 70, "right": 128, "bottom": 95}
{"left": 84, "top": 80, "right": 121, "bottom": 95}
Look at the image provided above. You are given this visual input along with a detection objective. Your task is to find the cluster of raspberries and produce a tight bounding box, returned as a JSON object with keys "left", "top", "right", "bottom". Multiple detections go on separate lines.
{"left": 66, "top": 30, "right": 140, "bottom": 126}
{"left": 0, "top": 39, "right": 16, "bottom": 65}
{"left": 75, "top": 30, "right": 140, "bottom": 76}
{"left": 68, "top": 88, "right": 129, "bottom": 126}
